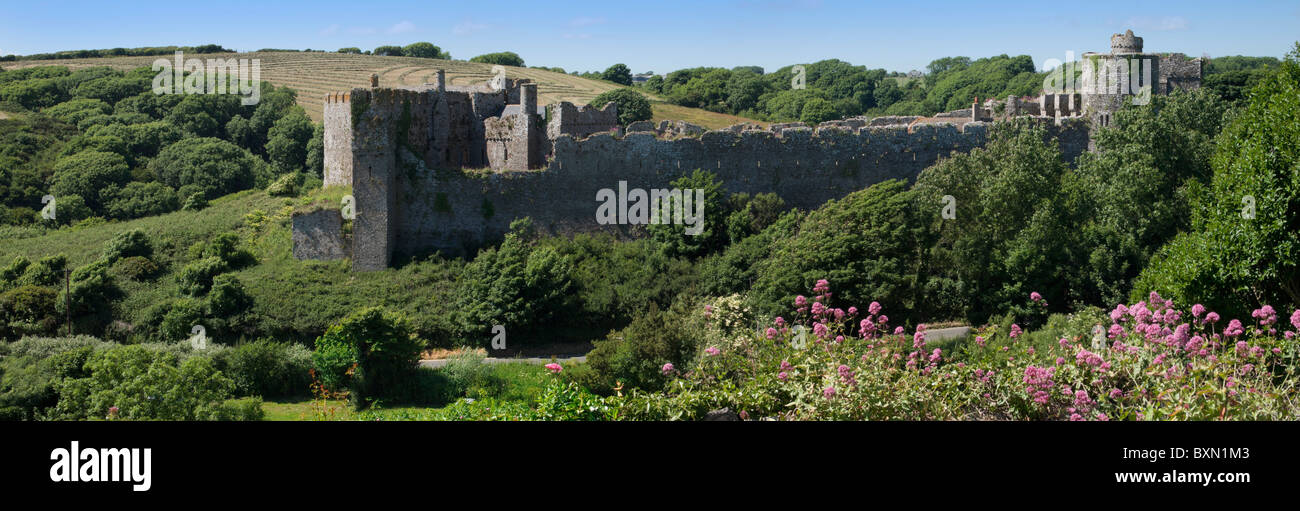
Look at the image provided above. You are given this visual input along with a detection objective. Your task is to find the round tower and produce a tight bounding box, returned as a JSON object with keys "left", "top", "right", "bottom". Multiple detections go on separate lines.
{"left": 1081, "top": 30, "right": 1158, "bottom": 127}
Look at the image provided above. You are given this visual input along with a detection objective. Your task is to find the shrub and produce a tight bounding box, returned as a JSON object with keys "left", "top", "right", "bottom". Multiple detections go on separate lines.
{"left": 114, "top": 256, "right": 160, "bottom": 281}
{"left": 101, "top": 229, "right": 154, "bottom": 263}
{"left": 575, "top": 301, "right": 700, "bottom": 395}
{"left": 216, "top": 340, "right": 313, "bottom": 398}
{"left": 453, "top": 219, "right": 574, "bottom": 344}
{"left": 588, "top": 88, "right": 651, "bottom": 126}
{"left": 209, "top": 274, "right": 253, "bottom": 316}
{"left": 311, "top": 307, "right": 423, "bottom": 408}
{"left": 50, "top": 150, "right": 130, "bottom": 209}
{"left": 177, "top": 256, "right": 227, "bottom": 296}
{"left": 469, "top": 52, "right": 524, "bottom": 67}
{"left": 150, "top": 137, "right": 266, "bottom": 198}
{"left": 50, "top": 345, "right": 257, "bottom": 421}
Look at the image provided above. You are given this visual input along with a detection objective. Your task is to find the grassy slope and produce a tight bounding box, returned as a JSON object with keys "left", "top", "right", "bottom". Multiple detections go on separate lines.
{"left": 3, "top": 187, "right": 461, "bottom": 343}
{"left": 6, "top": 52, "right": 764, "bottom": 128}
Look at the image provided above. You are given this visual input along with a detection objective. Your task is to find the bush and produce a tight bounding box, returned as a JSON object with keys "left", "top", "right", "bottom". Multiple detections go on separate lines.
{"left": 50, "top": 345, "right": 257, "bottom": 420}
{"left": 470, "top": 52, "right": 524, "bottom": 67}
{"left": 311, "top": 307, "right": 423, "bottom": 408}
{"left": 216, "top": 340, "right": 313, "bottom": 398}
{"left": 177, "top": 256, "right": 228, "bottom": 296}
{"left": 453, "top": 219, "right": 574, "bottom": 344}
{"left": 50, "top": 151, "right": 130, "bottom": 209}
{"left": 150, "top": 137, "right": 266, "bottom": 198}
{"left": 588, "top": 88, "right": 651, "bottom": 126}
{"left": 575, "top": 301, "right": 700, "bottom": 395}
{"left": 100, "top": 229, "right": 154, "bottom": 263}
{"left": 114, "top": 256, "right": 159, "bottom": 281}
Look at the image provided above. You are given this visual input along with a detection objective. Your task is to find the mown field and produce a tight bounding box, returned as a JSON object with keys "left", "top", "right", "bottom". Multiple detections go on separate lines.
{"left": 4, "top": 52, "right": 764, "bottom": 129}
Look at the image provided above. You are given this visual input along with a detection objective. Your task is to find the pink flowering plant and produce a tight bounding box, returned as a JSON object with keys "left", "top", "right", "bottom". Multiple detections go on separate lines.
{"left": 614, "top": 282, "right": 1300, "bottom": 421}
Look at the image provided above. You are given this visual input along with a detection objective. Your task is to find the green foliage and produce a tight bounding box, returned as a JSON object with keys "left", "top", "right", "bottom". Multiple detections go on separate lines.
{"left": 470, "top": 52, "right": 524, "bottom": 67}
{"left": 151, "top": 137, "right": 265, "bottom": 198}
{"left": 51, "top": 345, "right": 259, "bottom": 420}
{"left": 575, "top": 301, "right": 700, "bottom": 394}
{"left": 266, "top": 172, "right": 305, "bottom": 197}
{"left": 114, "top": 256, "right": 160, "bottom": 281}
{"left": 177, "top": 256, "right": 228, "bottom": 296}
{"left": 588, "top": 88, "right": 652, "bottom": 126}
{"left": 50, "top": 150, "right": 130, "bottom": 209}
{"left": 453, "top": 219, "right": 574, "bottom": 344}
{"left": 101, "top": 229, "right": 154, "bottom": 263}
{"left": 311, "top": 307, "right": 423, "bottom": 408}
{"left": 214, "top": 340, "right": 312, "bottom": 398}
{"left": 601, "top": 63, "right": 633, "bottom": 86}
{"left": 647, "top": 169, "right": 728, "bottom": 258}
{"left": 265, "top": 107, "right": 314, "bottom": 173}
{"left": 1137, "top": 45, "right": 1300, "bottom": 316}
{"left": 373, "top": 45, "right": 404, "bottom": 57}
{"left": 750, "top": 179, "right": 930, "bottom": 321}
{"left": 103, "top": 181, "right": 179, "bottom": 219}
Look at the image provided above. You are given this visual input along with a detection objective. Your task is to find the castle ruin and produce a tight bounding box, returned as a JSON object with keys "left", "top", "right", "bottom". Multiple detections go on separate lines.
{"left": 295, "top": 31, "right": 1200, "bottom": 271}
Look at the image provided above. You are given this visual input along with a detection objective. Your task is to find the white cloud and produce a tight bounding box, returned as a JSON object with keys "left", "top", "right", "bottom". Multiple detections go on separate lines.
{"left": 570, "top": 16, "right": 606, "bottom": 27}
{"left": 320, "top": 24, "right": 340, "bottom": 36}
{"left": 1125, "top": 16, "right": 1188, "bottom": 31}
{"left": 388, "top": 20, "right": 416, "bottom": 34}
{"left": 453, "top": 20, "right": 490, "bottom": 35}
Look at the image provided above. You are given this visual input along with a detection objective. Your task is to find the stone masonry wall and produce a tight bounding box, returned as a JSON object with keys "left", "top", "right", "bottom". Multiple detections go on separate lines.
{"left": 322, "top": 93, "right": 353, "bottom": 187}
{"left": 291, "top": 208, "right": 346, "bottom": 260}
{"left": 391, "top": 120, "right": 1089, "bottom": 258}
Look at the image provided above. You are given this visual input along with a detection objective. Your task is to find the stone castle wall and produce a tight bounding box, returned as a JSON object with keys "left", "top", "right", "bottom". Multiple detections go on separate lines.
{"left": 387, "top": 120, "right": 1090, "bottom": 259}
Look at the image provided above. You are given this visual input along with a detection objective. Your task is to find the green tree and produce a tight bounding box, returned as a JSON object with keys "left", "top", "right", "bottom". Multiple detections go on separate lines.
{"left": 453, "top": 219, "right": 574, "bottom": 343}
{"left": 470, "top": 51, "right": 524, "bottom": 67}
{"left": 265, "top": 106, "right": 314, "bottom": 173}
{"left": 311, "top": 307, "right": 422, "bottom": 408}
{"left": 50, "top": 151, "right": 130, "bottom": 210}
{"left": 588, "top": 88, "right": 652, "bottom": 126}
{"left": 150, "top": 137, "right": 267, "bottom": 198}
{"left": 601, "top": 63, "right": 633, "bottom": 85}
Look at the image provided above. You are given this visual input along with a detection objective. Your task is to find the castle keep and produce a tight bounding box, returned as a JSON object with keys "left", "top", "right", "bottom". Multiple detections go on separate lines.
{"left": 297, "top": 31, "right": 1200, "bottom": 270}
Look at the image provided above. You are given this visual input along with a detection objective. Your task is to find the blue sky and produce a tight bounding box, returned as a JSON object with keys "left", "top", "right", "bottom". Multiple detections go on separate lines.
{"left": 1, "top": 0, "right": 1296, "bottom": 74}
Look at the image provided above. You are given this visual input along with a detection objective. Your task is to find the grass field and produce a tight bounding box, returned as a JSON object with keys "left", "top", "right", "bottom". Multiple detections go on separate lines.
{"left": 5, "top": 52, "right": 764, "bottom": 129}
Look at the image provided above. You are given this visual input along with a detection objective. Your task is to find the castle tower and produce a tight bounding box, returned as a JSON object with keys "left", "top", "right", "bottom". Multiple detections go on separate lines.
{"left": 1081, "top": 30, "right": 1159, "bottom": 127}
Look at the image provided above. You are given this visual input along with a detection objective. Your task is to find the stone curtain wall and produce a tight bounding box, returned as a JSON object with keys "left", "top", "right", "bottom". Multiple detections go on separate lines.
{"left": 291, "top": 208, "right": 346, "bottom": 260}
{"left": 322, "top": 93, "right": 353, "bottom": 187}
{"left": 390, "top": 121, "right": 1087, "bottom": 259}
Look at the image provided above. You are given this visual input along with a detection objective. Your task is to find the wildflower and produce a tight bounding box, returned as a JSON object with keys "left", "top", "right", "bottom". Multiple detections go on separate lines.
{"left": 929, "top": 348, "right": 942, "bottom": 364}
{"left": 868, "top": 301, "right": 882, "bottom": 316}
{"left": 877, "top": 315, "right": 889, "bottom": 325}
{"left": 975, "top": 336, "right": 986, "bottom": 347}
{"left": 1030, "top": 291, "right": 1043, "bottom": 302}
{"left": 780, "top": 360, "right": 792, "bottom": 371}
{"left": 1055, "top": 357, "right": 1065, "bottom": 366}
{"left": 1096, "top": 413, "right": 1109, "bottom": 421}
{"left": 1192, "top": 304, "right": 1206, "bottom": 319}
{"left": 1205, "top": 312, "right": 1220, "bottom": 324}
{"left": 705, "top": 346, "right": 720, "bottom": 356}
{"left": 544, "top": 363, "right": 563, "bottom": 373}
{"left": 813, "top": 322, "right": 829, "bottom": 338}
{"left": 795, "top": 295, "right": 807, "bottom": 307}
{"left": 1225, "top": 319, "right": 1244, "bottom": 337}
{"left": 777, "top": 371, "right": 788, "bottom": 381}
{"left": 1252, "top": 305, "right": 1277, "bottom": 326}
{"left": 703, "top": 304, "right": 713, "bottom": 318}
{"left": 847, "top": 306, "right": 858, "bottom": 316}
{"left": 661, "top": 363, "right": 674, "bottom": 374}
{"left": 835, "top": 335, "right": 844, "bottom": 343}
{"left": 1009, "top": 324, "right": 1022, "bottom": 339}
{"left": 823, "top": 386, "right": 836, "bottom": 398}
{"left": 893, "top": 326, "right": 905, "bottom": 335}
{"left": 774, "top": 316, "right": 786, "bottom": 327}
{"left": 1107, "top": 323, "right": 1125, "bottom": 339}
{"left": 813, "top": 279, "right": 830, "bottom": 294}
{"left": 1108, "top": 388, "right": 1123, "bottom": 399}
{"left": 858, "top": 318, "right": 876, "bottom": 338}
{"left": 765, "top": 327, "right": 777, "bottom": 340}
{"left": 1292, "top": 309, "right": 1300, "bottom": 331}
{"left": 811, "top": 301, "right": 827, "bottom": 317}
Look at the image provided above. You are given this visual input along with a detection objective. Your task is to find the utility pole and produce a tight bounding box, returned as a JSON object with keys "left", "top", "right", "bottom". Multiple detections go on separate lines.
{"left": 64, "top": 268, "right": 71, "bottom": 336}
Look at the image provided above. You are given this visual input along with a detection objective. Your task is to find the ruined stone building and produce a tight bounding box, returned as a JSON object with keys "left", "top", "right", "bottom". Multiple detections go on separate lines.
{"left": 295, "top": 31, "right": 1196, "bottom": 271}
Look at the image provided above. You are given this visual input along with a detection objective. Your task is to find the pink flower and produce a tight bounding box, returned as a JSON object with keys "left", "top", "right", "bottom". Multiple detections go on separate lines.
{"left": 877, "top": 315, "right": 889, "bottom": 325}
{"left": 774, "top": 316, "right": 785, "bottom": 327}
{"left": 765, "top": 327, "right": 778, "bottom": 340}
{"left": 1009, "top": 324, "right": 1022, "bottom": 339}
{"left": 544, "top": 363, "right": 563, "bottom": 373}
{"left": 1205, "top": 312, "right": 1220, "bottom": 323}
{"left": 705, "top": 346, "right": 720, "bottom": 356}
{"left": 1192, "top": 304, "right": 1206, "bottom": 319}
{"left": 893, "top": 326, "right": 904, "bottom": 335}
{"left": 1030, "top": 291, "right": 1043, "bottom": 302}
{"left": 847, "top": 306, "right": 858, "bottom": 316}
{"left": 1252, "top": 305, "right": 1277, "bottom": 326}
{"left": 1225, "top": 319, "right": 1244, "bottom": 337}
{"left": 868, "top": 301, "right": 882, "bottom": 315}
{"left": 975, "top": 336, "right": 986, "bottom": 347}
{"left": 1291, "top": 309, "right": 1300, "bottom": 331}
{"left": 795, "top": 295, "right": 808, "bottom": 307}
{"left": 661, "top": 363, "right": 674, "bottom": 374}
{"left": 822, "top": 386, "right": 836, "bottom": 398}
{"left": 777, "top": 371, "right": 788, "bottom": 381}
